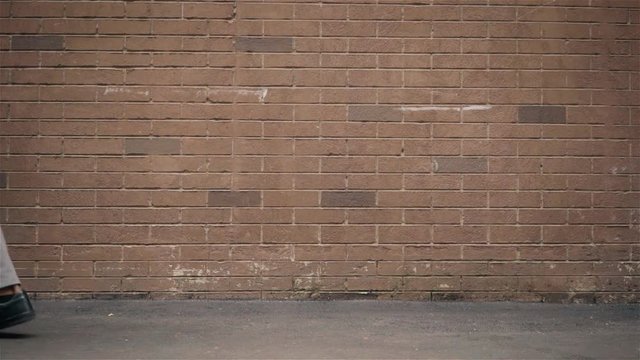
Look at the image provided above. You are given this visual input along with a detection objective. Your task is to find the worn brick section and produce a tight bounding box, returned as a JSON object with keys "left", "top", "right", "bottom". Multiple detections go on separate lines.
{"left": 11, "top": 36, "right": 64, "bottom": 50}
{"left": 1, "top": 1, "right": 638, "bottom": 302}
{"left": 321, "top": 192, "right": 376, "bottom": 207}
{"left": 518, "top": 106, "right": 567, "bottom": 124}
{"left": 234, "top": 37, "right": 294, "bottom": 52}
{"left": 208, "top": 191, "right": 261, "bottom": 207}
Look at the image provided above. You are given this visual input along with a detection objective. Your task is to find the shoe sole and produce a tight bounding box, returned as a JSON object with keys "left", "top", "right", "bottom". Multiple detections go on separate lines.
{"left": 0, "top": 311, "right": 35, "bottom": 330}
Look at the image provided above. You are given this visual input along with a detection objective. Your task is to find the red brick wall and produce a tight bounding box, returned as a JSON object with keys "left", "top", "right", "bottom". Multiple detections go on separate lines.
{"left": 1, "top": 1, "right": 638, "bottom": 302}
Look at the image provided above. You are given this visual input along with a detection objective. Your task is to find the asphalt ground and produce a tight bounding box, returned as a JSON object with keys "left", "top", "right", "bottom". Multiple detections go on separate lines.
{"left": 0, "top": 300, "right": 638, "bottom": 359}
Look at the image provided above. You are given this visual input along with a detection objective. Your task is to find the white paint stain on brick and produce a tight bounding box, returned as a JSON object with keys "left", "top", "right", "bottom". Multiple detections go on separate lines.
{"left": 250, "top": 262, "right": 269, "bottom": 274}
{"left": 208, "top": 88, "right": 268, "bottom": 103}
{"left": 171, "top": 264, "right": 204, "bottom": 277}
{"left": 400, "top": 105, "right": 493, "bottom": 112}
{"left": 462, "top": 105, "right": 493, "bottom": 111}
{"left": 103, "top": 86, "right": 149, "bottom": 96}
{"left": 609, "top": 166, "right": 626, "bottom": 174}
{"left": 432, "top": 159, "right": 440, "bottom": 172}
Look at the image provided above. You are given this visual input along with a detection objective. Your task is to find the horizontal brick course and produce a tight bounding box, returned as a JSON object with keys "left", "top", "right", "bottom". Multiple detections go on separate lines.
{"left": 2, "top": 1, "right": 638, "bottom": 302}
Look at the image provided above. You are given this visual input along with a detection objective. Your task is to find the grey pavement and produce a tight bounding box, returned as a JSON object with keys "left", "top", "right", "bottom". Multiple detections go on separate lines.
{"left": 0, "top": 300, "right": 638, "bottom": 359}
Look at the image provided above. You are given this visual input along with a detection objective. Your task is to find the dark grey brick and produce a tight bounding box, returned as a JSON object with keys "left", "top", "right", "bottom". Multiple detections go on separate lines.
{"left": 348, "top": 106, "right": 402, "bottom": 122}
{"left": 125, "top": 139, "right": 181, "bottom": 155}
{"left": 518, "top": 106, "right": 566, "bottom": 124}
{"left": 11, "top": 36, "right": 64, "bottom": 50}
{"left": 433, "top": 157, "right": 487, "bottom": 173}
{"left": 321, "top": 191, "right": 376, "bottom": 207}
{"left": 234, "top": 37, "right": 293, "bottom": 53}
{"left": 208, "top": 191, "right": 261, "bottom": 207}
{"left": 0, "top": 173, "right": 6, "bottom": 188}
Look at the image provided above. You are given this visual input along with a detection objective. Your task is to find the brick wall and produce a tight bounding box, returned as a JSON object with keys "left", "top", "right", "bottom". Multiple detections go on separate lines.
{"left": 1, "top": 1, "right": 638, "bottom": 302}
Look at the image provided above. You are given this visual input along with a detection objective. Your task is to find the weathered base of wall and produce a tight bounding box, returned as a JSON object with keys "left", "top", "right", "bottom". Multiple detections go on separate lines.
{"left": 30, "top": 291, "right": 639, "bottom": 304}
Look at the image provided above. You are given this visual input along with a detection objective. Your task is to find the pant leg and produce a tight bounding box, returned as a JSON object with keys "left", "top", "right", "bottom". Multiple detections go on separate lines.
{"left": 0, "top": 227, "right": 20, "bottom": 288}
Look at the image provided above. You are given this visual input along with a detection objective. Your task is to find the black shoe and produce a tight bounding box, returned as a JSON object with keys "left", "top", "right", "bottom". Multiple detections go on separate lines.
{"left": 0, "top": 291, "right": 35, "bottom": 330}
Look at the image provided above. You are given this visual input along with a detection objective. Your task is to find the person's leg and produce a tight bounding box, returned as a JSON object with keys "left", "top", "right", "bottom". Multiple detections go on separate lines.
{"left": 0, "top": 227, "right": 21, "bottom": 293}
{"left": 0, "top": 227, "right": 34, "bottom": 329}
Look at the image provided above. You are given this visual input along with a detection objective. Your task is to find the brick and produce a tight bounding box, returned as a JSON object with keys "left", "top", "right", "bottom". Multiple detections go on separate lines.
{"left": 63, "top": 245, "right": 121, "bottom": 261}
{"left": 347, "top": 245, "right": 403, "bottom": 260}
{"left": 264, "top": 226, "right": 319, "bottom": 244}
{"left": 63, "top": 209, "right": 122, "bottom": 224}
{"left": 295, "top": 245, "right": 346, "bottom": 261}
{"left": 124, "top": 138, "right": 180, "bottom": 155}
{"left": 65, "top": 139, "right": 123, "bottom": 155}
{"left": 38, "top": 261, "right": 93, "bottom": 277}
{"left": 432, "top": 192, "right": 487, "bottom": 208}
{"left": 124, "top": 2, "right": 181, "bottom": 18}
{"left": 378, "top": 191, "right": 431, "bottom": 208}
{"left": 379, "top": 226, "right": 431, "bottom": 244}
{"left": 348, "top": 140, "right": 402, "bottom": 156}
{"left": 348, "top": 106, "right": 402, "bottom": 122}
{"left": 463, "top": 246, "right": 517, "bottom": 261}
{"left": 234, "top": 37, "right": 293, "bottom": 53}
{"left": 150, "top": 226, "right": 206, "bottom": 244}
{"left": 95, "top": 226, "right": 150, "bottom": 244}
{"left": 593, "top": 227, "right": 639, "bottom": 244}
{"left": 405, "top": 246, "right": 461, "bottom": 261}
{"left": 295, "top": 209, "right": 345, "bottom": 224}
{"left": 518, "top": 106, "right": 567, "bottom": 124}
{"left": 294, "top": 70, "right": 346, "bottom": 87}
{"left": 348, "top": 209, "right": 402, "bottom": 224}
{"left": 123, "top": 209, "right": 180, "bottom": 224}
{"left": 263, "top": 191, "right": 318, "bottom": 207}
{"left": 405, "top": 209, "right": 461, "bottom": 224}
{"left": 321, "top": 226, "right": 376, "bottom": 244}
{"left": 95, "top": 261, "right": 148, "bottom": 277}
{"left": 541, "top": 226, "right": 591, "bottom": 245}
{"left": 11, "top": 36, "right": 64, "bottom": 50}
{"left": 39, "top": 190, "right": 95, "bottom": 207}
{"left": 321, "top": 191, "right": 375, "bottom": 207}
{"left": 183, "top": 3, "right": 234, "bottom": 19}
{"left": 2, "top": 226, "right": 37, "bottom": 244}
{"left": 231, "top": 246, "right": 292, "bottom": 261}
{"left": 207, "top": 226, "right": 259, "bottom": 245}
{"left": 433, "top": 157, "right": 488, "bottom": 173}
{"left": 208, "top": 191, "right": 261, "bottom": 207}
{"left": 348, "top": 70, "right": 402, "bottom": 87}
